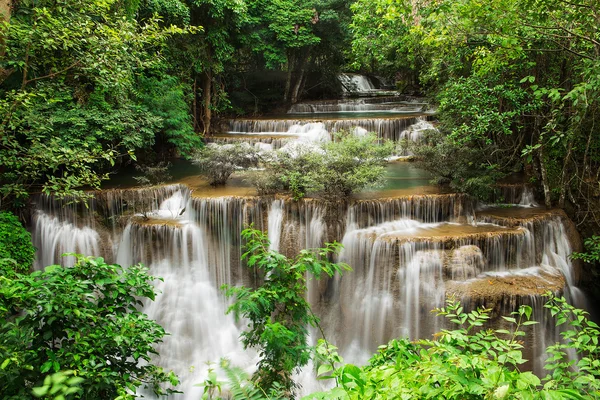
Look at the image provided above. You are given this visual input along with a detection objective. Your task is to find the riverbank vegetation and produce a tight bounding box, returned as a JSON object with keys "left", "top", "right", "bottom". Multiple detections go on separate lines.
{"left": 349, "top": 0, "right": 600, "bottom": 236}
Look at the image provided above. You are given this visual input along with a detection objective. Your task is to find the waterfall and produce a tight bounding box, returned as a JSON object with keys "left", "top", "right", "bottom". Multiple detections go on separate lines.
{"left": 519, "top": 186, "right": 539, "bottom": 207}
{"left": 30, "top": 184, "right": 585, "bottom": 397}
{"left": 338, "top": 73, "right": 376, "bottom": 93}
{"left": 206, "top": 135, "right": 292, "bottom": 151}
{"left": 115, "top": 217, "right": 251, "bottom": 399}
{"left": 288, "top": 98, "right": 428, "bottom": 113}
{"left": 224, "top": 117, "right": 420, "bottom": 141}
{"left": 267, "top": 199, "right": 284, "bottom": 251}
{"left": 33, "top": 210, "right": 102, "bottom": 268}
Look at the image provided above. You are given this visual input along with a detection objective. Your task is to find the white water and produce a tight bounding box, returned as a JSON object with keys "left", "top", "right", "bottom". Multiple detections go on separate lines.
{"left": 338, "top": 73, "right": 376, "bottom": 93}
{"left": 288, "top": 99, "right": 426, "bottom": 114}
{"left": 267, "top": 199, "right": 284, "bottom": 251}
{"left": 30, "top": 180, "right": 584, "bottom": 398}
{"left": 519, "top": 186, "right": 539, "bottom": 207}
{"left": 225, "top": 117, "right": 420, "bottom": 142}
{"left": 33, "top": 210, "right": 101, "bottom": 268}
{"left": 399, "top": 117, "right": 435, "bottom": 142}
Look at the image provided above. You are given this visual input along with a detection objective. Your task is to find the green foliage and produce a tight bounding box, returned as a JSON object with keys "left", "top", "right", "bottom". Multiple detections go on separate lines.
{"left": 249, "top": 143, "right": 322, "bottom": 199}
{"left": 139, "top": 0, "right": 192, "bottom": 26}
{"left": 411, "top": 130, "right": 504, "bottom": 201}
{"left": 0, "top": 255, "right": 178, "bottom": 398}
{"left": 438, "top": 76, "right": 539, "bottom": 146}
{"left": 199, "top": 362, "right": 224, "bottom": 400}
{"left": 223, "top": 228, "right": 350, "bottom": 395}
{"left": 316, "top": 133, "right": 394, "bottom": 200}
{"left": 349, "top": 0, "right": 600, "bottom": 226}
{"left": 308, "top": 295, "right": 600, "bottom": 400}
{"left": 136, "top": 74, "right": 201, "bottom": 158}
{"left": 0, "top": 0, "right": 187, "bottom": 206}
{"left": 193, "top": 143, "right": 259, "bottom": 185}
{"left": 253, "top": 133, "right": 394, "bottom": 201}
{"left": 200, "top": 359, "right": 285, "bottom": 400}
{"left": 349, "top": 0, "right": 415, "bottom": 79}
{"left": 245, "top": 0, "right": 320, "bottom": 69}
{"left": 543, "top": 295, "right": 600, "bottom": 396}
{"left": 242, "top": 0, "right": 352, "bottom": 103}
{"left": 571, "top": 236, "right": 600, "bottom": 265}
{"left": 31, "top": 370, "right": 84, "bottom": 400}
{"left": 0, "top": 211, "right": 35, "bottom": 275}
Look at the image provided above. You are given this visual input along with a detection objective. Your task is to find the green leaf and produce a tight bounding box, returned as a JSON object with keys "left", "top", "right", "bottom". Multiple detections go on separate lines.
{"left": 32, "top": 386, "right": 49, "bottom": 398}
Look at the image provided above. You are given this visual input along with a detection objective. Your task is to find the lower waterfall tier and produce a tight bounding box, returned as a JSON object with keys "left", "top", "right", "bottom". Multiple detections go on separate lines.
{"left": 30, "top": 186, "right": 585, "bottom": 399}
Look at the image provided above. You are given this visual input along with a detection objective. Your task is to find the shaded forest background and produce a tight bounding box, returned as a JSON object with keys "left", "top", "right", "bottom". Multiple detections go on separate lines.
{"left": 0, "top": 0, "right": 599, "bottom": 263}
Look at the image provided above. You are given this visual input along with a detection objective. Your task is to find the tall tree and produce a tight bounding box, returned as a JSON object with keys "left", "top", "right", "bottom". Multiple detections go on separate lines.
{"left": 245, "top": 0, "right": 327, "bottom": 104}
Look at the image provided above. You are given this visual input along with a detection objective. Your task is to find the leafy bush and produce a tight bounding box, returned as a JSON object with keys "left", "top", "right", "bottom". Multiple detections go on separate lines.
{"left": 316, "top": 133, "right": 394, "bottom": 200}
{"left": 571, "top": 236, "right": 600, "bottom": 264}
{"left": 136, "top": 75, "right": 202, "bottom": 158}
{"left": 251, "top": 142, "right": 323, "bottom": 200}
{"left": 252, "top": 133, "right": 394, "bottom": 201}
{"left": 438, "top": 76, "right": 539, "bottom": 146}
{"left": 193, "top": 143, "right": 260, "bottom": 185}
{"left": 0, "top": 255, "right": 178, "bottom": 398}
{"left": 0, "top": 211, "right": 35, "bottom": 275}
{"left": 411, "top": 130, "right": 505, "bottom": 202}
{"left": 31, "top": 370, "right": 84, "bottom": 399}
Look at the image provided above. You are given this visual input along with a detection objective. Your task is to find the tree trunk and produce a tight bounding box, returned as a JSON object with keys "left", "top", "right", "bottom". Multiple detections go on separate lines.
{"left": 290, "top": 50, "right": 310, "bottom": 105}
{"left": 202, "top": 71, "right": 212, "bottom": 136}
{"left": 192, "top": 76, "right": 199, "bottom": 132}
{"left": 534, "top": 115, "right": 552, "bottom": 208}
{"left": 284, "top": 51, "right": 295, "bottom": 103}
{"left": 558, "top": 138, "right": 574, "bottom": 208}
{"left": 0, "top": 0, "right": 9, "bottom": 22}
{"left": 0, "top": 0, "right": 10, "bottom": 58}
{"left": 291, "top": 68, "right": 305, "bottom": 105}
{"left": 538, "top": 149, "right": 552, "bottom": 208}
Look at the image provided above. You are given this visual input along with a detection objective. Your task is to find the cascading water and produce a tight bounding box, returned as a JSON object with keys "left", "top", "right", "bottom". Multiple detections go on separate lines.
{"left": 31, "top": 183, "right": 585, "bottom": 398}
{"left": 224, "top": 117, "right": 421, "bottom": 142}
{"left": 338, "top": 73, "right": 376, "bottom": 93}
{"left": 33, "top": 210, "right": 102, "bottom": 268}
{"left": 268, "top": 199, "right": 284, "bottom": 251}
{"left": 288, "top": 97, "right": 428, "bottom": 113}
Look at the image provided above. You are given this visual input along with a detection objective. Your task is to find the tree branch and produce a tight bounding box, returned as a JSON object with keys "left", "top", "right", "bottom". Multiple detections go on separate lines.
{"left": 24, "top": 62, "right": 80, "bottom": 85}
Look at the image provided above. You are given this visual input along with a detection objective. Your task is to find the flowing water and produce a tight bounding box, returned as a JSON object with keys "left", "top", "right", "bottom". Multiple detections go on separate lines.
{"left": 30, "top": 77, "right": 587, "bottom": 398}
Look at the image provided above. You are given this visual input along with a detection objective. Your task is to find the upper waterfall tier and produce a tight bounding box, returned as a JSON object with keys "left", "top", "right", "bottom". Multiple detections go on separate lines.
{"left": 337, "top": 73, "right": 399, "bottom": 97}
{"left": 288, "top": 97, "right": 430, "bottom": 114}
{"left": 206, "top": 134, "right": 295, "bottom": 150}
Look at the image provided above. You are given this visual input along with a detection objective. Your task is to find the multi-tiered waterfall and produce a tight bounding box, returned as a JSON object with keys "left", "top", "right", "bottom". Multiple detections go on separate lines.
{"left": 31, "top": 80, "right": 585, "bottom": 398}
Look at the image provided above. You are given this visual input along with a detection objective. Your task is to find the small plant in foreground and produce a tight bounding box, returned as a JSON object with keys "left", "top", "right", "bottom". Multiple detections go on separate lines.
{"left": 222, "top": 228, "right": 350, "bottom": 396}
{"left": 307, "top": 294, "right": 600, "bottom": 400}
